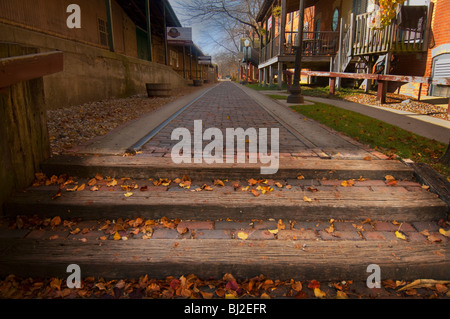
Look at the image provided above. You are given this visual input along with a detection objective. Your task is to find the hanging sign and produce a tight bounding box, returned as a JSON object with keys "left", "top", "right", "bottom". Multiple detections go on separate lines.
{"left": 167, "top": 27, "right": 193, "bottom": 45}
{"left": 198, "top": 56, "right": 212, "bottom": 65}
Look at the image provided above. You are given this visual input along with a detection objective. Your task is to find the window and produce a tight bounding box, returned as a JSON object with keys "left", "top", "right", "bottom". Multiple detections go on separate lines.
{"left": 332, "top": 8, "right": 339, "bottom": 31}
{"left": 98, "top": 18, "right": 108, "bottom": 46}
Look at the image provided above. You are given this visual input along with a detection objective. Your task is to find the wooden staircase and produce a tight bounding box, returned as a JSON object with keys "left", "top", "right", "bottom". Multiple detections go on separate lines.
{"left": 1, "top": 154, "right": 448, "bottom": 282}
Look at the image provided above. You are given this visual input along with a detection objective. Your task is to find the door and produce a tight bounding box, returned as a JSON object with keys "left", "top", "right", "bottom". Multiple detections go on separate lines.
{"left": 431, "top": 53, "right": 450, "bottom": 97}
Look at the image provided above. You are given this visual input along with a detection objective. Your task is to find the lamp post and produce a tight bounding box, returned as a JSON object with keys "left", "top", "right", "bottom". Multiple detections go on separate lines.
{"left": 244, "top": 39, "right": 250, "bottom": 84}
{"left": 287, "top": 0, "right": 305, "bottom": 104}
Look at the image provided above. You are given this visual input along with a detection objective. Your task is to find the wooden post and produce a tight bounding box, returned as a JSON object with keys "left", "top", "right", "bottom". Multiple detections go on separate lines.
{"left": 377, "top": 80, "right": 386, "bottom": 104}
{"left": 329, "top": 77, "right": 336, "bottom": 96}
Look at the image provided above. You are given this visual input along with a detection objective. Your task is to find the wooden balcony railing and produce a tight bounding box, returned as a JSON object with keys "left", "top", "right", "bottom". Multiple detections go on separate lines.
{"left": 260, "top": 31, "right": 339, "bottom": 63}
{"left": 353, "top": 7, "right": 428, "bottom": 56}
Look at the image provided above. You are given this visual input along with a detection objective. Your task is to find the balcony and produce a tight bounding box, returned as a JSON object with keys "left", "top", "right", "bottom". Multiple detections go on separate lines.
{"left": 260, "top": 31, "right": 339, "bottom": 67}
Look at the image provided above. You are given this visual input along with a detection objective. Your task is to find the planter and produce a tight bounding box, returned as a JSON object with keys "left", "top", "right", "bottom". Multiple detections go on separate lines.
{"left": 146, "top": 83, "right": 171, "bottom": 97}
{"left": 193, "top": 79, "right": 203, "bottom": 87}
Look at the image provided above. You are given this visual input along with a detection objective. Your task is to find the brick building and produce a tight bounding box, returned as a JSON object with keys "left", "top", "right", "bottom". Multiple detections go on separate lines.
{"left": 0, "top": 0, "right": 212, "bottom": 109}
{"left": 390, "top": 0, "right": 450, "bottom": 98}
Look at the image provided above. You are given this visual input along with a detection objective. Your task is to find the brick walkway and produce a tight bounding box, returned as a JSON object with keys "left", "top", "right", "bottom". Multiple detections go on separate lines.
{"left": 140, "top": 82, "right": 315, "bottom": 158}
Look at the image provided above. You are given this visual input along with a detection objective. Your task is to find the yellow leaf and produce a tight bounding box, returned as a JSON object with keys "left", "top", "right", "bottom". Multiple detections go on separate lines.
{"left": 66, "top": 185, "right": 78, "bottom": 192}
{"left": 275, "top": 182, "right": 283, "bottom": 188}
{"left": 341, "top": 179, "right": 355, "bottom": 187}
{"left": 336, "top": 290, "right": 348, "bottom": 299}
{"left": 237, "top": 231, "right": 248, "bottom": 240}
{"left": 113, "top": 232, "right": 121, "bottom": 241}
{"left": 303, "top": 196, "right": 312, "bottom": 202}
{"left": 314, "top": 287, "right": 326, "bottom": 298}
{"left": 107, "top": 179, "right": 118, "bottom": 187}
{"left": 395, "top": 230, "right": 406, "bottom": 240}
{"left": 260, "top": 293, "right": 271, "bottom": 299}
{"left": 385, "top": 175, "right": 395, "bottom": 182}
{"left": 214, "top": 179, "right": 225, "bottom": 186}
{"left": 225, "top": 293, "right": 237, "bottom": 299}
{"left": 77, "top": 184, "right": 86, "bottom": 191}
{"left": 124, "top": 192, "right": 133, "bottom": 197}
{"left": 268, "top": 229, "right": 279, "bottom": 234}
{"left": 88, "top": 178, "right": 97, "bottom": 186}
{"left": 297, "top": 174, "right": 305, "bottom": 180}
{"left": 439, "top": 228, "right": 450, "bottom": 237}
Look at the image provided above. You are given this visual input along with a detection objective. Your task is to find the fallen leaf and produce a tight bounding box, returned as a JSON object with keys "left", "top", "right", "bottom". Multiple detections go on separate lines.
{"left": 51, "top": 216, "right": 62, "bottom": 227}
{"left": 237, "top": 231, "right": 248, "bottom": 240}
{"left": 385, "top": 175, "right": 395, "bottom": 181}
{"left": 427, "top": 234, "right": 442, "bottom": 243}
{"left": 314, "top": 287, "right": 326, "bottom": 298}
{"left": 297, "top": 174, "right": 305, "bottom": 180}
{"left": 395, "top": 230, "right": 406, "bottom": 240}
{"left": 95, "top": 173, "right": 104, "bottom": 181}
{"left": 107, "top": 179, "right": 118, "bottom": 187}
{"left": 88, "top": 178, "right": 97, "bottom": 186}
{"left": 308, "top": 280, "right": 320, "bottom": 289}
{"left": 66, "top": 185, "right": 78, "bottom": 192}
{"left": 251, "top": 189, "right": 260, "bottom": 197}
{"left": 341, "top": 180, "right": 355, "bottom": 187}
{"left": 50, "top": 278, "right": 62, "bottom": 290}
{"left": 90, "top": 185, "right": 100, "bottom": 191}
{"left": 51, "top": 189, "right": 62, "bottom": 200}
{"left": 214, "top": 179, "right": 225, "bottom": 186}
{"left": 277, "top": 219, "right": 286, "bottom": 230}
{"left": 435, "top": 284, "right": 448, "bottom": 293}
{"left": 70, "top": 228, "right": 81, "bottom": 235}
{"left": 303, "top": 196, "right": 312, "bottom": 202}
{"left": 363, "top": 156, "right": 372, "bottom": 161}
{"left": 439, "top": 228, "right": 450, "bottom": 237}
{"left": 336, "top": 290, "right": 348, "bottom": 299}
{"left": 77, "top": 184, "right": 86, "bottom": 191}
{"left": 307, "top": 187, "right": 319, "bottom": 192}
{"left": 268, "top": 229, "right": 279, "bottom": 234}
{"left": 49, "top": 235, "right": 59, "bottom": 240}
{"left": 124, "top": 192, "right": 133, "bottom": 197}
{"left": 291, "top": 280, "right": 302, "bottom": 292}
{"left": 113, "top": 232, "right": 121, "bottom": 241}
{"left": 260, "top": 293, "right": 271, "bottom": 299}
{"left": 275, "top": 182, "right": 283, "bottom": 188}
{"left": 200, "top": 291, "right": 214, "bottom": 299}
{"left": 248, "top": 178, "right": 258, "bottom": 186}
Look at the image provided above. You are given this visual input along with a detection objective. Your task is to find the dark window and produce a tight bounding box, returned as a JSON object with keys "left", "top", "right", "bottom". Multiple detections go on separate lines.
{"left": 98, "top": 18, "right": 108, "bottom": 46}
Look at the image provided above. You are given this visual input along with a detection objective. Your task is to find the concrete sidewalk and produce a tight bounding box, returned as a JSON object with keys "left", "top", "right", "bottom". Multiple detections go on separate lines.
{"left": 258, "top": 89, "right": 449, "bottom": 144}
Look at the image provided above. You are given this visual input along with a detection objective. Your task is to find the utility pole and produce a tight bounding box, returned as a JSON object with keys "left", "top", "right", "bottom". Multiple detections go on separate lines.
{"left": 287, "top": 0, "right": 305, "bottom": 104}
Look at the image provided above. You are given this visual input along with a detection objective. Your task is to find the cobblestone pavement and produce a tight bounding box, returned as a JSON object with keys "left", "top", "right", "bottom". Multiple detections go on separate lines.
{"left": 140, "top": 82, "right": 316, "bottom": 158}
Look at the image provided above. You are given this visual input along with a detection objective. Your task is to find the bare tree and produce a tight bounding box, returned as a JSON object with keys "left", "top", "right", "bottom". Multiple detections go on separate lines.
{"left": 173, "top": 0, "right": 264, "bottom": 52}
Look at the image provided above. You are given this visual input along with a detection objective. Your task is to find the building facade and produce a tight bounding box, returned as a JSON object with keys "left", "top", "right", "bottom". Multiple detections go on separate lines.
{"left": 0, "top": 0, "right": 211, "bottom": 109}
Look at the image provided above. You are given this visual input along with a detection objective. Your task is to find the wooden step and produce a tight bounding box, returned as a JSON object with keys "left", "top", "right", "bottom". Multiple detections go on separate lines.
{"left": 0, "top": 238, "right": 447, "bottom": 281}
{"left": 40, "top": 155, "right": 415, "bottom": 180}
{"left": 5, "top": 183, "right": 446, "bottom": 221}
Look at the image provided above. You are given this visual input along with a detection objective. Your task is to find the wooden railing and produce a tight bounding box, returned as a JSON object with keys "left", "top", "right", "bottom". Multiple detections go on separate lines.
{"left": 353, "top": 7, "right": 428, "bottom": 56}
{"left": 261, "top": 31, "right": 339, "bottom": 62}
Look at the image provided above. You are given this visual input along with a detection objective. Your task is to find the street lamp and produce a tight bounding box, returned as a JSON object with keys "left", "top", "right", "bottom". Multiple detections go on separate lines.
{"left": 287, "top": 0, "right": 305, "bottom": 104}
{"left": 244, "top": 39, "right": 250, "bottom": 84}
